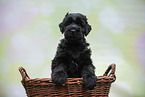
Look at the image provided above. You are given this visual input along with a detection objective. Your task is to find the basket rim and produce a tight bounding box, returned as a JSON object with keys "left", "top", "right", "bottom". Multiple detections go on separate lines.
{"left": 21, "top": 76, "right": 115, "bottom": 87}
{"left": 23, "top": 76, "right": 114, "bottom": 81}
{"left": 19, "top": 64, "right": 116, "bottom": 86}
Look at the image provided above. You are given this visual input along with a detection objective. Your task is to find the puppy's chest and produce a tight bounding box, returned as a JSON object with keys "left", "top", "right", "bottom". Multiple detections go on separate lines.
{"left": 70, "top": 50, "right": 81, "bottom": 58}
{"left": 68, "top": 50, "right": 81, "bottom": 68}
{"left": 67, "top": 48, "right": 83, "bottom": 58}
{"left": 68, "top": 59, "right": 80, "bottom": 73}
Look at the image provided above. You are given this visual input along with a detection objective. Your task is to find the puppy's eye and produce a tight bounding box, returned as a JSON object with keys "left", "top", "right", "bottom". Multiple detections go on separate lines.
{"left": 68, "top": 22, "right": 72, "bottom": 25}
{"left": 76, "top": 18, "right": 84, "bottom": 26}
{"left": 64, "top": 22, "right": 71, "bottom": 26}
{"left": 64, "top": 20, "right": 72, "bottom": 26}
{"left": 76, "top": 19, "right": 81, "bottom": 23}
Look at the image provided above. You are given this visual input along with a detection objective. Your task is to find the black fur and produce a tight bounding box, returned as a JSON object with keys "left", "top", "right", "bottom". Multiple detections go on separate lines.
{"left": 51, "top": 13, "right": 97, "bottom": 89}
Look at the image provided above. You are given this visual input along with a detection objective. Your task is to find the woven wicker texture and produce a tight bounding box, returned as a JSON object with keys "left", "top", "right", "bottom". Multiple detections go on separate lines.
{"left": 19, "top": 64, "right": 116, "bottom": 97}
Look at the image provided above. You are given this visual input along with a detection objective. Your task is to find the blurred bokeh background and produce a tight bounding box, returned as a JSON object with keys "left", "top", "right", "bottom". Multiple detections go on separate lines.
{"left": 0, "top": 0, "right": 145, "bottom": 97}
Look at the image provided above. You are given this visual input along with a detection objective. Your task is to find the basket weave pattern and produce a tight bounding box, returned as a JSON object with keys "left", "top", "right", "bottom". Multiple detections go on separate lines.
{"left": 19, "top": 64, "right": 116, "bottom": 97}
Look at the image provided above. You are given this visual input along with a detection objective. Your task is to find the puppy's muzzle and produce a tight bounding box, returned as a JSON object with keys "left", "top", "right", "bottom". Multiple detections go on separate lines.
{"left": 70, "top": 25, "right": 81, "bottom": 34}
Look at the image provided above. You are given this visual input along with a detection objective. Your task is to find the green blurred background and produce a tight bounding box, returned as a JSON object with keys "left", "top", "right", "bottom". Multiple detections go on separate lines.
{"left": 0, "top": 0, "right": 145, "bottom": 97}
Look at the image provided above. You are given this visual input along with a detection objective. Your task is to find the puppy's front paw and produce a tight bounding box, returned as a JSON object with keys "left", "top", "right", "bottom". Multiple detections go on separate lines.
{"left": 52, "top": 72, "right": 67, "bottom": 85}
{"left": 83, "top": 76, "right": 97, "bottom": 90}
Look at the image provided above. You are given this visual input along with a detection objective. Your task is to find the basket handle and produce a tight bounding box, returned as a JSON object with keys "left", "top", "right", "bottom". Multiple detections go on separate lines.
{"left": 19, "top": 67, "right": 30, "bottom": 81}
{"left": 103, "top": 64, "right": 116, "bottom": 82}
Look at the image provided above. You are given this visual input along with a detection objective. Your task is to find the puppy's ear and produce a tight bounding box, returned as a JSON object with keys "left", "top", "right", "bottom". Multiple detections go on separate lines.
{"left": 85, "top": 24, "right": 92, "bottom": 36}
{"left": 59, "top": 22, "right": 64, "bottom": 34}
{"left": 59, "top": 13, "right": 69, "bottom": 34}
{"left": 81, "top": 15, "right": 92, "bottom": 36}
{"left": 65, "top": 12, "right": 69, "bottom": 17}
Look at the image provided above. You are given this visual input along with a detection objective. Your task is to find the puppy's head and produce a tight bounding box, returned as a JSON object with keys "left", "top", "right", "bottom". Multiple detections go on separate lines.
{"left": 59, "top": 13, "right": 92, "bottom": 41}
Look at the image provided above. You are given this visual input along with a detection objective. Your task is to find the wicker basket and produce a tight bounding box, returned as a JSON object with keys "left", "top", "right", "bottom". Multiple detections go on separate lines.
{"left": 19, "top": 64, "right": 116, "bottom": 97}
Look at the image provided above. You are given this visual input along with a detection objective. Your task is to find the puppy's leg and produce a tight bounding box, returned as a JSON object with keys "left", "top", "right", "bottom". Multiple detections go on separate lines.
{"left": 81, "top": 65, "right": 97, "bottom": 89}
{"left": 80, "top": 49, "right": 97, "bottom": 89}
{"left": 51, "top": 63, "right": 68, "bottom": 85}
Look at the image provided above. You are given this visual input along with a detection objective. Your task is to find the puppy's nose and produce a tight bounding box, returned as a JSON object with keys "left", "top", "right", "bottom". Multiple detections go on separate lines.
{"left": 71, "top": 29, "right": 76, "bottom": 33}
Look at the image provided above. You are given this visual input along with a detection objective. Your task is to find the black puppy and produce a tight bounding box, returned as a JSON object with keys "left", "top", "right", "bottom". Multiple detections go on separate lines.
{"left": 51, "top": 13, "right": 97, "bottom": 89}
